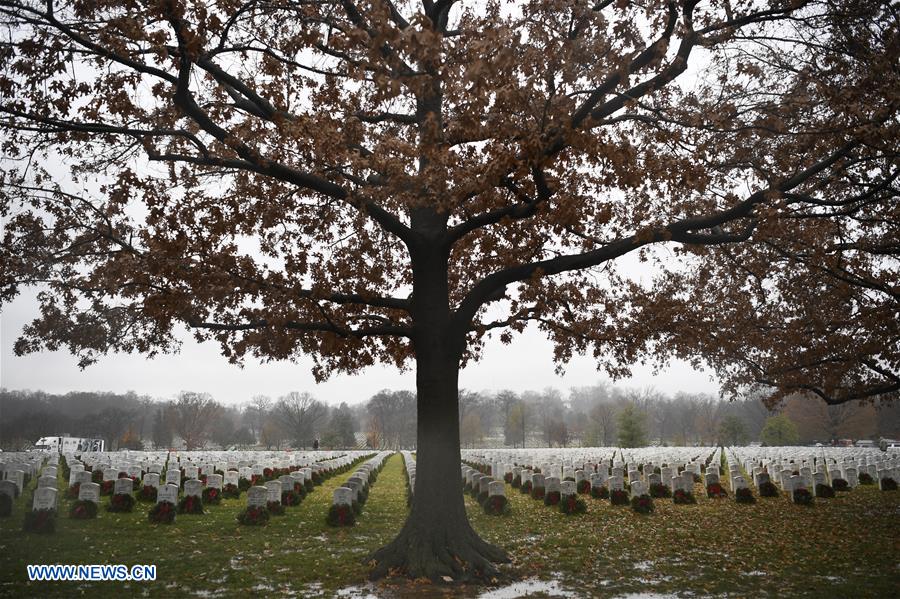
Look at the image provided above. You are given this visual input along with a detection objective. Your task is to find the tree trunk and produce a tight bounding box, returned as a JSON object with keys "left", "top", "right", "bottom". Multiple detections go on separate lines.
{"left": 369, "top": 244, "right": 509, "bottom": 581}
{"left": 368, "top": 345, "right": 509, "bottom": 580}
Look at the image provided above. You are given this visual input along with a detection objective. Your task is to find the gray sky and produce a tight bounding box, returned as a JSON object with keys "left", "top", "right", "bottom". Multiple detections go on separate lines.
{"left": 0, "top": 289, "right": 720, "bottom": 406}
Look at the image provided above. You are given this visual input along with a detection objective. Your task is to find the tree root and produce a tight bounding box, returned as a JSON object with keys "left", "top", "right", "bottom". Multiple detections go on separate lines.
{"left": 368, "top": 523, "right": 510, "bottom": 582}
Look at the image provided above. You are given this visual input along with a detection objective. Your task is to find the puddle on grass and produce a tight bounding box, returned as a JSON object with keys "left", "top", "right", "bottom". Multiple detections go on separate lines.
{"left": 611, "top": 594, "right": 680, "bottom": 599}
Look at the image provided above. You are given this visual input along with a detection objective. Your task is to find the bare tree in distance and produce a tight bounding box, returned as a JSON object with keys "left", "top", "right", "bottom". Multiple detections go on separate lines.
{"left": 273, "top": 391, "right": 329, "bottom": 448}
{"left": 168, "top": 391, "right": 222, "bottom": 450}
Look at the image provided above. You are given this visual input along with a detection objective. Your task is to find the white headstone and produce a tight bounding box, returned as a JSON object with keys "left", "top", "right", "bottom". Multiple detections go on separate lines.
{"left": 114, "top": 478, "right": 134, "bottom": 495}
{"left": 32, "top": 487, "right": 57, "bottom": 511}
{"left": 265, "top": 480, "right": 282, "bottom": 503}
{"left": 184, "top": 479, "right": 203, "bottom": 498}
{"left": 333, "top": 487, "right": 353, "bottom": 506}
{"left": 157, "top": 483, "right": 179, "bottom": 504}
{"left": 247, "top": 486, "right": 268, "bottom": 508}
{"left": 78, "top": 482, "right": 101, "bottom": 505}
{"left": 165, "top": 470, "right": 181, "bottom": 487}
{"left": 488, "top": 481, "right": 505, "bottom": 498}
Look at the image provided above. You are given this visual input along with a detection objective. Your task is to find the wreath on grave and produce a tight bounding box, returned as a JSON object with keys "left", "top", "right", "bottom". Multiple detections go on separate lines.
{"left": 649, "top": 483, "right": 670, "bottom": 498}
{"left": 858, "top": 473, "right": 874, "bottom": 485}
{"left": 735, "top": 487, "right": 755, "bottom": 503}
{"left": 69, "top": 500, "right": 98, "bottom": 519}
{"left": 326, "top": 503, "right": 355, "bottom": 526}
{"left": 263, "top": 468, "right": 274, "bottom": 480}
{"left": 832, "top": 478, "right": 849, "bottom": 492}
{"left": 100, "top": 480, "right": 115, "bottom": 496}
{"left": 504, "top": 472, "right": 513, "bottom": 484}
{"left": 512, "top": 474, "right": 521, "bottom": 488}
{"left": 0, "top": 494, "right": 11, "bottom": 517}
{"left": 531, "top": 485, "right": 546, "bottom": 500}
{"left": 520, "top": 480, "right": 532, "bottom": 495}
{"left": 267, "top": 500, "right": 285, "bottom": 515}
{"left": 610, "top": 489, "right": 629, "bottom": 505}
{"left": 559, "top": 494, "right": 587, "bottom": 515}
{"left": 672, "top": 489, "right": 696, "bottom": 504}
{"left": 250, "top": 475, "right": 262, "bottom": 487}
{"left": 66, "top": 483, "right": 81, "bottom": 500}
{"left": 107, "top": 493, "right": 135, "bottom": 512}
{"left": 881, "top": 478, "right": 898, "bottom": 491}
{"left": 477, "top": 489, "right": 489, "bottom": 506}
{"left": 577, "top": 480, "right": 591, "bottom": 494}
{"left": 304, "top": 478, "right": 315, "bottom": 493}
{"left": 483, "top": 494, "right": 510, "bottom": 516}
{"left": 311, "top": 471, "right": 323, "bottom": 485}
{"left": 148, "top": 501, "right": 176, "bottom": 524}
{"left": 814, "top": 484, "right": 835, "bottom": 498}
{"left": 138, "top": 485, "right": 158, "bottom": 502}
{"left": 223, "top": 483, "right": 241, "bottom": 499}
{"left": 237, "top": 505, "right": 269, "bottom": 526}
{"left": 91, "top": 470, "right": 103, "bottom": 483}
{"left": 758, "top": 481, "right": 780, "bottom": 497}
{"left": 630, "top": 494, "right": 654, "bottom": 514}
{"left": 178, "top": 495, "right": 204, "bottom": 515}
{"left": 706, "top": 483, "right": 728, "bottom": 499}
{"left": 281, "top": 489, "right": 300, "bottom": 506}
{"left": 202, "top": 487, "right": 222, "bottom": 504}
{"left": 292, "top": 482, "right": 307, "bottom": 500}
{"left": 23, "top": 509, "right": 56, "bottom": 533}
{"left": 792, "top": 488, "right": 813, "bottom": 505}
{"left": 591, "top": 485, "right": 609, "bottom": 499}
{"left": 544, "top": 490, "right": 562, "bottom": 506}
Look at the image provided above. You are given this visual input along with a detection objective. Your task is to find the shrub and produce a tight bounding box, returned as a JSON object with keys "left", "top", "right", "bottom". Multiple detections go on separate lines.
{"left": 483, "top": 495, "right": 510, "bottom": 516}
{"left": 758, "top": 481, "right": 779, "bottom": 497}
{"left": 591, "top": 486, "right": 609, "bottom": 499}
{"left": 326, "top": 504, "right": 354, "bottom": 526}
{"left": 559, "top": 494, "right": 587, "bottom": 515}
{"left": 237, "top": 506, "right": 269, "bottom": 526}
{"left": 148, "top": 501, "right": 175, "bottom": 524}
{"left": 631, "top": 494, "right": 654, "bottom": 514}
{"left": 792, "top": 488, "right": 813, "bottom": 505}
{"left": 610, "top": 489, "right": 629, "bottom": 505}
{"left": 177, "top": 495, "right": 204, "bottom": 515}
{"left": 107, "top": 493, "right": 135, "bottom": 513}
{"left": 735, "top": 487, "right": 755, "bottom": 503}
{"left": 673, "top": 489, "right": 696, "bottom": 504}
{"left": 649, "top": 483, "right": 670, "bottom": 498}
{"left": 69, "top": 500, "right": 98, "bottom": 519}
{"left": 23, "top": 509, "right": 56, "bottom": 533}
{"left": 815, "top": 484, "right": 835, "bottom": 498}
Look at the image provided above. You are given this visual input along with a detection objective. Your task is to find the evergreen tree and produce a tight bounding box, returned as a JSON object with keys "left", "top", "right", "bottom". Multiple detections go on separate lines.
{"left": 617, "top": 403, "right": 647, "bottom": 448}
{"left": 760, "top": 414, "right": 800, "bottom": 446}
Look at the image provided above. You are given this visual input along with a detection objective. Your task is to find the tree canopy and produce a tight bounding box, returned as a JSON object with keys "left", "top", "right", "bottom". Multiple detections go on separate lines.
{"left": 1, "top": 0, "right": 897, "bottom": 582}
{"left": 1, "top": 0, "right": 896, "bottom": 406}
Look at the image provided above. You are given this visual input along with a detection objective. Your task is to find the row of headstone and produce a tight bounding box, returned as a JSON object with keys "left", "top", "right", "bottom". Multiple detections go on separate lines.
{"left": 331, "top": 452, "right": 392, "bottom": 511}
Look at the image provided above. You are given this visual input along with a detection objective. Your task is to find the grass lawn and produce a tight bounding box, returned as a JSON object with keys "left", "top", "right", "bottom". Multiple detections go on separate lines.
{"left": 1, "top": 454, "right": 898, "bottom": 598}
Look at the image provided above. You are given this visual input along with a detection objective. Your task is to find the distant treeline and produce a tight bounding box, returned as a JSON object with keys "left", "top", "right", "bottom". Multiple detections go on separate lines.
{"left": 2, "top": 383, "right": 897, "bottom": 451}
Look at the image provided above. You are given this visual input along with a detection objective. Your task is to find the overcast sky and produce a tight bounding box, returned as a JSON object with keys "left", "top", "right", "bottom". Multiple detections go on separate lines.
{"left": 1, "top": 288, "right": 720, "bottom": 406}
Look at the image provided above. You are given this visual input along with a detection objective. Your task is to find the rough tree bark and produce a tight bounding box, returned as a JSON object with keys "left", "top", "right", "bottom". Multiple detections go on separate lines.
{"left": 369, "top": 228, "right": 509, "bottom": 580}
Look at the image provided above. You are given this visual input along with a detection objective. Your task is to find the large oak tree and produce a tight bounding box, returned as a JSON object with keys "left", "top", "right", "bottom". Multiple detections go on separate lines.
{"left": 1, "top": 0, "right": 897, "bottom": 581}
